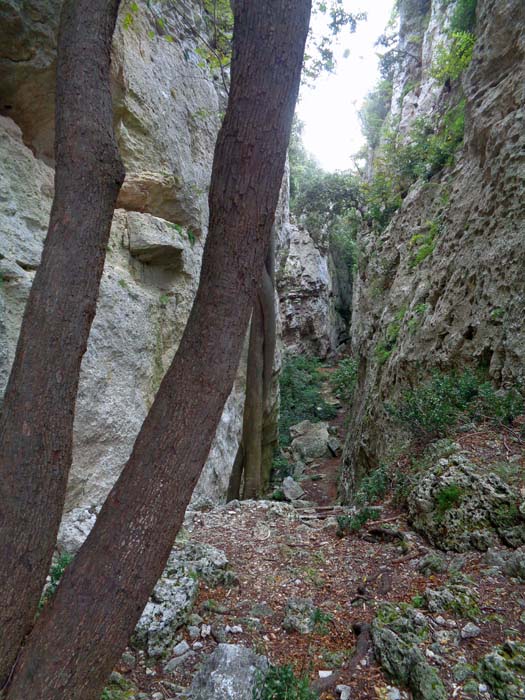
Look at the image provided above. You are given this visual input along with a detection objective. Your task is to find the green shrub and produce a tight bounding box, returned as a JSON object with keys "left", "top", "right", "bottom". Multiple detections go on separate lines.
{"left": 336, "top": 507, "right": 381, "bottom": 536}
{"left": 39, "top": 553, "right": 74, "bottom": 610}
{"left": 311, "top": 607, "right": 333, "bottom": 634}
{"left": 354, "top": 465, "right": 390, "bottom": 506}
{"left": 431, "top": 31, "right": 475, "bottom": 83}
{"left": 272, "top": 453, "right": 293, "bottom": 481}
{"left": 435, "top": 484, "right": 464, "bottom": 515}
{"left": 330, "top": 357, "right": 358, "bottom": 405}
{"left": 279, "top": 356, "right": 337, "bottom": 447}
{"left": 450, "top": 0, "right": 478, "bottom": 33}
{"left": 254, "top": 664, "right": 316, "bottom": 700}
{"left": 409, "top": 220, "right": 441, "bottom": 268}
{"left": 388, "top": 370, "right": 524, "bottom": 438}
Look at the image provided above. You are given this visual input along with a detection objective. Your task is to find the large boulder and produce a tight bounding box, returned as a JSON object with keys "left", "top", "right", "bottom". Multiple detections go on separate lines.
{"left": 290, "top": 420, "right": 330, "bottom": 463}
{"left": 188, "top": 644, "right": 268, "bottom": 700}
{"left": 407, "top": 454, "right": 525, "bottom": 552}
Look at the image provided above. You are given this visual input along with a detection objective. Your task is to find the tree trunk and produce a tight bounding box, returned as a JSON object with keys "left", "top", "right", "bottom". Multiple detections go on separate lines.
{"left": 241, "top": 242, "right": 277, "bottom": 499}
{"left": 0, "top": 0, "right": 124, "bottom": 687}
{"left": 5, "top": 2, "right": 311, "bottom": 698}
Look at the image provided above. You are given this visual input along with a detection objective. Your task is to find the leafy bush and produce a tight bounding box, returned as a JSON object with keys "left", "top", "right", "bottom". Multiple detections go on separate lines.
{"left": 354, "top": 465, "right": 390, "bottom": 506}
{"left": 409, "top": 220, "right": 442, "bottom": 268}
{"left": 272, "top": 453, "right": 293, "bottom": 481}
{"left": 359, "top": 79, "right": 394, "bottom": 149}
{"left": 254, "top": 664, "right": 316, "bottom": 700}
{"left": 39, "top": 553, "right": 74, "bottom": 610}
{"left": 330, "top": 357, "right": 358, "bottom": 405}
{"left": 311, "top": 607, "right": 333, "bottom": 634}
{"left": 336, "top": 507, "right": 381, "bottom": 536}
{"left": 435, "top": 484, "right": 464, "bottom": 515}
{"left": 430, "top": 31, "right": 475, "bottom": 83}
{"left": 388, "top": 370, "right": 524, "bottom": 438}
{"left": 450, "top": 0, "right": 478, "bottom": 33}
{"left": 279, "top": 356, "right": 337, "bottom": 447}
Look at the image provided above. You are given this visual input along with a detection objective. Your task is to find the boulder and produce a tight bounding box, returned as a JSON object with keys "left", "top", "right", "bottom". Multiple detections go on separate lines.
{"left": 407, "top": 454, "right": 525, "bottom": 552}
{"left": 188, "top": 644, "right": 268, "bottom": 700}
{"left": 371, "top": 604, "right": 447, "bottom": 700}
{"left": 282, "top": 476, "right": 305, "bottom": 501}
{"left": 290, "top": 420, "right": 330, "bottom": 463}
{"left": 282, "top": 597, "right": 316, "bottom": 634}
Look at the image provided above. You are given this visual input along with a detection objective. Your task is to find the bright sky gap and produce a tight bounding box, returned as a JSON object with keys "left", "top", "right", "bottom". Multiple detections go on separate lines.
{"left": 298, "top": 0, "right": 395, "bottom": 172}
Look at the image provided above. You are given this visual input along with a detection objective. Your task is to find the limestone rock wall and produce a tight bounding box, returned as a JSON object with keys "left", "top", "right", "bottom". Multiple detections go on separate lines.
{"left": 0, "top": 0, "right": 256, "bottom": 519}
{"left": 277, "top": 221, "right": 350, "bottom": 358}
{"left": 341, "top": 0, "right": 525, "bottom": 497}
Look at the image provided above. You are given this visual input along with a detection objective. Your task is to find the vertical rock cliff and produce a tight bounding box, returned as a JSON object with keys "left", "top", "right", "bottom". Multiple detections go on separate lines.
{"left": 341, "top": 0, "right": 525, "bottom": 498}
{"left": 0, "top": 0, "right": 288, "bottom": 529}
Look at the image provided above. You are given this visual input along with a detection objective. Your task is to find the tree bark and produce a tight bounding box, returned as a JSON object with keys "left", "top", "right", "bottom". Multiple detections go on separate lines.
{"left": 5, "top": 1, "right": 311, "bottom": 698}
{"left": 241, "top": 243, "right": 277, "bottom": 499}
{"left": 0, "top": 0, "right": 124, "bottom": 687}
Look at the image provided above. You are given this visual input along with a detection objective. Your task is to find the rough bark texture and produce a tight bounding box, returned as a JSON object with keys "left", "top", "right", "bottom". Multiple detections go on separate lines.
{"left": 241, "top": 247, "right": 277, "bottom": 499}
{"left": 0, "top": 0, "right": 124, "bottom": 687}
{"left": 5, "top": 1, "right": 311, "bottom": 698}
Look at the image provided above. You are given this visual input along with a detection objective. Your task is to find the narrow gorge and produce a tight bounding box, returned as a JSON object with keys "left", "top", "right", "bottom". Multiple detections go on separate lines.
{"left": 1, "top": 0, "right": 524, "bottom": 698}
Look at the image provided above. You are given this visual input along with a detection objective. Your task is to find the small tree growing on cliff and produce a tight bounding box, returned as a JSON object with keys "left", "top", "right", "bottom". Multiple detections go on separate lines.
{"left": 0, "top": 1, "right": 311, "bottom": 698}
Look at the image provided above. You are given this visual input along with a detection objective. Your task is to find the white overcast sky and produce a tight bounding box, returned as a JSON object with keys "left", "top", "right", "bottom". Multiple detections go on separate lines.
{"left": 297, "top": 0, "right": 395, "bottom": 171}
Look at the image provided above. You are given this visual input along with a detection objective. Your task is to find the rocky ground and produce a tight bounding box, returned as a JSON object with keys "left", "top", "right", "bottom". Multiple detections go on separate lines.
{"left": 101, "top": 374, "right": 525, "bottom": 700}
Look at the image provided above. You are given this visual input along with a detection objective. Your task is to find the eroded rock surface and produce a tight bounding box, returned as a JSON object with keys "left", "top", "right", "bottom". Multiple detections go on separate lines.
{"left": 188, "top": 643, "right": 268, "bottom": 700}
{"left": 407, "top": 454, "right": 525, "bottom": 552}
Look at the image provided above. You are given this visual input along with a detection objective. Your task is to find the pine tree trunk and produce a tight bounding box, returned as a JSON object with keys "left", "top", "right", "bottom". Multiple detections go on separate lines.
{"left": 4, "top": 2, "right": 311, "bottom": 698}
{"left": 0, "top": 0, "right": 124, "bottom": 686}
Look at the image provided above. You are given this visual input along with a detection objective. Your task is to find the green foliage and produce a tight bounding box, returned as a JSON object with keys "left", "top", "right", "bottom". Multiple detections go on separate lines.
{"left": 254, "top": 664, "right": 316, "bottom": 700}
{"left": 311, "top": 607, "right": 333, "bottom": 634}
{"left": 450, "top": 0, "right": 478, "bottom": 33}
{"left": 354, "top": 465, "right": 390, "bottom": 506}
{"left": 435, "top": 484, "right": 464, "bottom": 515}
{"left": 39, "top": 553, "right": 74, "bottom": 610}
{"left": 100, "top": 674, "right": 136, "bottom": 700}
{"left": 375, "top": 310, "right": 405, "bottom": 365}
{"left": 360, "top": 99, "right": 465, "bottom": 233}
{"left": 359, "top": 79, "right": 393, "bottom": 149}
{"left": 388, "top": 370, "right": 525, "bottom": 438}
{"left": 408, "top": 303, "right": 429, "bottom": 332}
{"left": 329, "top": 358, "right": 358, "bottom": 406}
{"left": 303, "top": 3, "right": 366, "bottom": 82}
{"left": 430, "top": 31, "right": 475, "bottom": 83}
{"left": 336, "top": 507, "right": 381, "bottom": 536}
{"left": 272, "top": 454, "right": 293, "bottom": 481}
{"left": 409, "top": 219, "right": 441, "bottom": 268}
{"left": 167, "top": 222, "right": 196, "bottom": 246}
{"left": 278, "top": 356, "right": 337, "bottom": 447}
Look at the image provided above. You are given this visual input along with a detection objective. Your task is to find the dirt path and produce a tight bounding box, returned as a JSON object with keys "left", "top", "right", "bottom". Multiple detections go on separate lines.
{"left": 300, "top": 366, "right": 347, "bottom": 508}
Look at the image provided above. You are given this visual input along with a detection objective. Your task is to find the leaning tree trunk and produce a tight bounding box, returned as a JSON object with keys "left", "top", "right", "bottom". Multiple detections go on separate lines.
{"left": 5, "top": 2, "right": 311, "bottom": 698}
{"left": 0, "top": 0, "right": 124, "bottom": 687}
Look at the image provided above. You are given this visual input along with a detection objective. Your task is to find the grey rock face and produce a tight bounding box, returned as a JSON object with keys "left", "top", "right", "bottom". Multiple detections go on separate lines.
{"left": 278, "top": 222, "right": 346, "bottom": 358}
{"left": 282, "top": 476, "right": 305, "bottom": 502}
{"left": 282, "top": 597, "right": 316, "bottom": 634}
{"left": 0, "top": 0, "right": 255, "bottom": 530}
{"left": 290, "top": 420, "right": 331, "bottom": 463}
{"left": 407, "top": 454, "right": 525, "bottom": 552}
{"left": 342, "top": 0, "right": 525, "bottom": 499}
{"left": 371, "top": 604, "right": 447, "bottom": 700}
{"left": 133, "top": 542, "right": 231, "bottom": 657}
{"left": 188, "top": 644, "right": 268, "bottom": 700}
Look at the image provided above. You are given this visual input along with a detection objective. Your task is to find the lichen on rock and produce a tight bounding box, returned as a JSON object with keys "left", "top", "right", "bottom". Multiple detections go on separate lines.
{"left": 407, "top": 453, "right": 525, "bottom": 552}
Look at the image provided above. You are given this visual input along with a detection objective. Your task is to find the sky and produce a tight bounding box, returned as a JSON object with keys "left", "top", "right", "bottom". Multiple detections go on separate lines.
{"left": 297, "top": 0, "right": 395, "bottom": 172}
